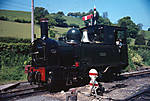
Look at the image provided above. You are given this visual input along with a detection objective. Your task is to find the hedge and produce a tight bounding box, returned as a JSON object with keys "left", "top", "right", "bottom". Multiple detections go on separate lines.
{"left": 0, "top": 37, "right": 30, "bottom": 43}
{"left": 0, "top": 42, "right": 31, "bottom": 81}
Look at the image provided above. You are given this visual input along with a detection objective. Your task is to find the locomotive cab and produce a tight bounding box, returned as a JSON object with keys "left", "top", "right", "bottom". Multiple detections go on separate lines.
{"left": 79, "top": 25, "right": 128, "bottom": 76}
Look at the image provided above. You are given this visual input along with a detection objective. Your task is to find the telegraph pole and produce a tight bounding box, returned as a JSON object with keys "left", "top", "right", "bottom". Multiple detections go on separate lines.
{"left": 31, "top": 0, "right": 34, "bottom": 43}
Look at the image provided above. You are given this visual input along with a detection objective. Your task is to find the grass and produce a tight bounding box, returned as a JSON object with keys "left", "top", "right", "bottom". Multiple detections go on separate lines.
{"left": 0, "top": 9, "right": 31, "bottom": 21}
{"left": 0, "top": 20, "right": 40, "bottom": 39}
{"left": 0, "top": 20, "right": 71, "bottom": 39}
{"left": 0, "top": 10, "right": 84, "bottom": 39}
{"left": 63, "top": 16, "right": 85, "bottom": 27}
{"left": 51, "top": 26, "right": 70, "bottom": 34}
{"left": 0, "top": 10, "right": 85, "bottom": 27}
{"left": 144, "top": 31, "right": 150, "bottom": 40}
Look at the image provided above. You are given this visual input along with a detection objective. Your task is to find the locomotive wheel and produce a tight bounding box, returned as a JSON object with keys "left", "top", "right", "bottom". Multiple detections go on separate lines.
{"left": 47, "top": 74, "right": 55, "bottom": 91}
{"left": 27, "top": 72, "right": 36, "bottom": 84}
{"left": 101, "top": 67, "right": 121, "bottom": 82}
{"left": 101, "top": 67, "right": 115, "bottom": 82}
{"left": 27, "top": 72, "right": 32, "bottom": 83}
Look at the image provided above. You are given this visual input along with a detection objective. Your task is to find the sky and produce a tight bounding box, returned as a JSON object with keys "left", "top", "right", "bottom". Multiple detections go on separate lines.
{"left": 0, "top": 0, "right": 150, "bottom": 30}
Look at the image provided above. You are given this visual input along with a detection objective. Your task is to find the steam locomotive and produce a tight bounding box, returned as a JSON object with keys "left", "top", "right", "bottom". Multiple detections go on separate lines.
{"left": 25, "top": 9, "right": 128, "bottom": 89}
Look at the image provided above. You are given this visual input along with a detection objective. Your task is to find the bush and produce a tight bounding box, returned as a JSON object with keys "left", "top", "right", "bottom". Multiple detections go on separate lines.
{"left": 147, "top": 40, "right": 150, "bottom": 46}
{"left": 135, "top": 34, "right": 146, "bottom": 45}
{"left": 125, "top": 48, "right": 136, "bottom": 71}
{"left": 14, "top": 19, "right": 31, "bottom": 23}
{"left": 0, "top": 16, "right": 9, "bottom": 21}
{"left": 136, "top": 48, "right": 150, "bottom": 66}
{"left": 0, "top": 42, "right": 31, "bottom": 81}
{"left": 126, "top": 45, "right": 150, "bottom": 71}
{"left": 69, "top": 23, "right": 79, "bottom": 28}
{"left": 0, "top": 37, "right": 30, "bottom": 43}
{"left": 49, "top": 30, "right": 56, "bottom": 38}
{"left": 129, "top": 45, "right": 150, "bottom": 66}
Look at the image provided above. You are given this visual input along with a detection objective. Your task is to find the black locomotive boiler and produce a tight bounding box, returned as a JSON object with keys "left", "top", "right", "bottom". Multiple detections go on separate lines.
{"left": 25, "top": 17, "right": 128, "bottom": 88}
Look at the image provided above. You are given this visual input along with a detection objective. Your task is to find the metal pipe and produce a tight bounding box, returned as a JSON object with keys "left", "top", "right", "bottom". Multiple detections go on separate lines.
{"left": 31, "top": 0, "right": 34, "bottom": 43}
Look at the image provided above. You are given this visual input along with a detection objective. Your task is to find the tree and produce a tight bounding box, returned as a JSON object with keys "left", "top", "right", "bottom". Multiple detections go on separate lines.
{"left": 34, "top": 7, "right": 49, "bottom": 24}
{"left": 69, "top": 23, "right": 79, "bottom": 28}
{"left": 49, "top": 30, "right": 56, "bottom": 38}
{"left": 135, "top": 34, "right": 146, "bottom": 45}
{"left": 53, "top": 15, "right": 68, "bottom": 27}
{"left": 45, "top": 15, "right": 57, "bottom": 27}
{"left": 67, "top": 12, "right": 72, "bottom": 16}
{"left": 137, "top": 23, "right": 143, "bottom": 30}
{"left": 147, "top": 40, "right": 150, "bottom": 46}
{"left": 57, "top": 11, "right": 64, "bottom": 16}
{"left": 118, "top": 16, "right": 139, "bottom": 38}
{"left": 148, "top": 28, "right": 150, "bottom": 31}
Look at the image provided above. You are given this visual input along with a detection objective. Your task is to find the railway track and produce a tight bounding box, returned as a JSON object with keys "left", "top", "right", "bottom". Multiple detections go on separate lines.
{"left": 121, "top": 68, "right": 150, "bottom": 77}
{"left": 0, "top": 68, "right": 150, "bottom": 101}
{"left": 124, "top": 87, "right": 150, "bottom": 101}
{"left": 0, "top": 83, "right": 46, "bottom": 100}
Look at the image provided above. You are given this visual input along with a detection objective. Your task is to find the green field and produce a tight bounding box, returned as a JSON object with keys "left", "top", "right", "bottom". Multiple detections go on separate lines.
{"left": 0, "top": 20, "right": 40, "bottom": 39}
{"left": 0, "top": 9, "right": 84, "bottom": 27}
{"left": 0, "top": 10, "right": 84, "bottom": 39}
{"left": 0, "top": 10, "right": 31, "bottom": 21}
{"left": 0, "top": 20, "right": 70, "bottom": 39}
{"left": 63, "top": 16, "right": 85, "bottom": 27}
{"left": 144, "top": 31, "right": 150, "bottom": 40}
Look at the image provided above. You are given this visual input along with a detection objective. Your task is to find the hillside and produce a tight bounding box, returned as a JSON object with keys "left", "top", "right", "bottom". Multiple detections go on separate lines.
{"left": 144, "top": 31, "right": 150, "bottom": 40}
{"left": 0, "top": 10, "right": 31, "bottom": 21}
{"left": 0, "top": 9, "right": 84, "bottom": 27}
{"left": 0, "top": 20, "right": 71, "bottom": 39}
{"left": 0, "top": 20, "right": 40, "bottom": 39}
{"left": 0, "top": 10, "right": 85, "bottom": 39}
{"left": 63, "top": 16, "right": 84, "bottom": 27}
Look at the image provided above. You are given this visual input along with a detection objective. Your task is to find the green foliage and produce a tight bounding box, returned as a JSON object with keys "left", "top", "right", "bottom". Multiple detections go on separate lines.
{"left": 69, "top": 23, "right": 79, "bottom": 28}
{"left": 14, "top": 18, "right": 31, "bottom": 23}
{"left": 63, "top": 16, "right": 84, "bottom": 27}
{"left": 135, "top": 34, "right": 146, "bottom": 45}
{"left": 0, "top": 42, "right": 31, "bottom": 81}
{"left": 54, "top": 14, "right": 68, "bottom": 27}
{"left": 0, "top": 16, "right": 9, "bottom": 21}
{"left": 136, "top": 48, "right": 150, "bottom": 66}
{"left": 49, "top": 30, "right": 56, "bottom": 38}
{"left": 0, "top": 37, "right": 30, "bottom": 43}
{"left": 127, "top": 38, "right": 135, "bottom": 45}
{"left": 57, "top": 11, "right": 65, "bottom": 16}
{"left": 0, "top": 10, "right": 31, "bottom": 22}
{"left": 147, "top": 40, "right": 150, "bottom": 46}
{"left": 129, "top": 45, "right": 150, "bottom": 65}
{"left": 34, "top": 7, "right": 49, "bottom": 24}
{"left": 97, "top": 16, "right": 111, "bottom": 25}
{"left": 45, "top": 15, "right": 57, "bottom": 27}
{"left": 142, "top": 30, "right": 150, "bottom": 40}
{"left": 0, "top": 20, "right": 41, "bottom": 39}
{"left": 126, "top": 48, "right": 136, "bottom": 71}
{"left": 67, "top": 12, "right": 82, "bottom": 18}
{"left": 118, "top": 16, "right": 139, "bottom": 38}
{"left": 126, "top": 45, "right": 150, "bottom": 71}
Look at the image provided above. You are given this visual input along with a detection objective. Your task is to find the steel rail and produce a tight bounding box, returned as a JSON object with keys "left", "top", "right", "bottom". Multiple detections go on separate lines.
{"left": 121, "top": 68, "right": 150, "bottom": 77}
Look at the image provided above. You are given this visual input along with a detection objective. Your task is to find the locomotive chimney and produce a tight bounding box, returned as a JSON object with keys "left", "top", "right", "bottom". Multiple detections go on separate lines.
{"left": 40, "top": 18, "right": 48, "bottom": 38}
